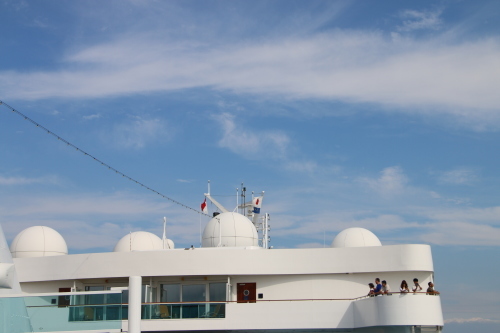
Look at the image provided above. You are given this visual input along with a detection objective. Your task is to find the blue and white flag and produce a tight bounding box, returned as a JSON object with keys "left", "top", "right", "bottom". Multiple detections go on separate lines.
{"left": 252, "top": 196, "right": 263, "bottom": 214}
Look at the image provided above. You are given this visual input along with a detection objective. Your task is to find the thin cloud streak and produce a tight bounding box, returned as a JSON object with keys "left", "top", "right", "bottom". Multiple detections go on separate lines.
{"left": 105, "top": 116, "right": 171, "bottom": 149}
{"left": 268, "top": 167, "right": 500, "bottom": 247}
{"left": 357, "top": 166, "right": 409, "bottom": 196}
{"left": 445, "top": 317, "right": 500, "bottom": 324}
{"left": 2, "top": 31, "right": 500, "bottom": 127}
{"left": 0, "top": 175, "right": 60, "bottom": 186}
{"left": 397, "top": 9, "right": 443, "bottom": 32}
{"left": 2, "top": 171, "right": 500, "bottom": 249}
{"left": 2, "top": 193, "right": 169, "bottom": 216}
{"left": 437, "top": 167, "right": 478, "bottom": 185}
{"left": 215, "top": 112, "right": 290, "bottom": 159}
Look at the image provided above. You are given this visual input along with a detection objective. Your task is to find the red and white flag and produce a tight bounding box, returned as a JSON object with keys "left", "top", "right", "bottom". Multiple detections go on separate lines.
{"left": 200, "top": 198, "right": 208, "bottom": 213}
{"left": 252, "top": 196, "right": 262, "bottom": 214}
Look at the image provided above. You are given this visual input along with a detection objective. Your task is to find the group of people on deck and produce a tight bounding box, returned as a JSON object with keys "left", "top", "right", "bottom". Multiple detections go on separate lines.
{"left": 368, "top": 278, "right": 440, "bottom": 296}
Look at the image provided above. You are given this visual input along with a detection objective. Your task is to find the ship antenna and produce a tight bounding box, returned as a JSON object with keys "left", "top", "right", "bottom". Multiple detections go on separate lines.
{"left": 162, "top": 217, "right": 167, "bottom": 249}
{"left": 241, "top": 183, "right": 246, "bottom": 216}
{"left": 235, "top": 187, "right": 239, "bottom": 212}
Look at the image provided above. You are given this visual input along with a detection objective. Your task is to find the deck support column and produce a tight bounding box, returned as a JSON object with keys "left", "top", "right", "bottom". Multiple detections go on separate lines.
{"left": 128, "top": 276, "right": 142, "bottom": 333}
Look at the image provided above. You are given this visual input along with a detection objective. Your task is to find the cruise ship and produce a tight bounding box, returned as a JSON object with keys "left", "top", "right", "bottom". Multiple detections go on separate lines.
{"left": 0, "top": 191, "right": 444, "bottom": 333}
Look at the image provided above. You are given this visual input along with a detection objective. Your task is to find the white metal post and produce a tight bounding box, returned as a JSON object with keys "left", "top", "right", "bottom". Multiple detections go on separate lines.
{"left": 218, "top": 217, "right": 222, "bottom": 247}
{"left": 128, "top": 276, "right": 142, "bottom": 333}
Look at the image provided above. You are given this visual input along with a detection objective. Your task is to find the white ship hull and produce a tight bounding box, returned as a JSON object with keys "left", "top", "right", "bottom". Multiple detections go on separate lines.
{"left": 1, "top": 203, "right": 444, "bottom": 333}
{"left": 7, "top": 244, "right": 443, "bottom": 333}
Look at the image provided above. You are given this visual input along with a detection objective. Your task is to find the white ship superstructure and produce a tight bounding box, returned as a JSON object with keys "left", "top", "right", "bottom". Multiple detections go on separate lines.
{"left": 1, "top": 192, "right": 444, "bottom": 333}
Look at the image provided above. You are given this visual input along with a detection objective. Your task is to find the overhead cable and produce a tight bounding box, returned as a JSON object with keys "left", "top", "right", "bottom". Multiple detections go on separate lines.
{"left": 0, "top": 100, "right": 209, "bottom": 217}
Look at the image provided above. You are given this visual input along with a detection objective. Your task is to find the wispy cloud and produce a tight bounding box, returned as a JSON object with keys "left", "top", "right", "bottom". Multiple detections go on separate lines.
{"left": 285, "top": 209, "right": 500, "bottom": 247}
{"left": 3, "top": 193, "right": 168, "bottom": 216}
{"left": 214, "top": 113, "right": 290, "bottom": 159}
{"left": 283, "top": 160, "right": 319, "bottom": 173}
{"left": 0, "top": 175, "right": 60, "bottom": 186}
{"left": 268, "top": 169, "right": 500, "bottom": 247}
{"left": 3, "top": 0, "right": 28, "bottom": 12}
{"left": 397, "top": 9, "right": 443, "bottom": 32}
{"left": 421, "top": 221, "right": 500, "bottom": 246}
{"left": 357, "top": 166, "right": 408, "bottom": 196}
{"left": 425, "top": 206, "right": 500, "bottom": 224}
{"left": 1, "top": 192, "right": 189, "bottom": 251}
{"left": 177, "top": 179, "right": 194, "bottom": 183}
{"left": 213, "top": 113, "right": 341, "bottom": 176}
{"left": 445, "top": 317, "right": 500, "bottom": 324}
{"left": 83, "top": 114, "right": 101, "bottom": 120}
{"left": 437, "top": 167, "right": 478, "bottom": 185}
{"left": 104, "top": 116, "right": 170, "bottom": 149}
{"left": 2, "top": 23, "right": 500, "bottom": 128}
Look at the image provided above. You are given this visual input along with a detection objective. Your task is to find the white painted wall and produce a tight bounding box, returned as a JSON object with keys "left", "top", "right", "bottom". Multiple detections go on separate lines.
{"left": 229, "top": 271, "right": 434, "bottom": 300}
{"left": 13, "top": 244, "right": 434, "bottom": 283}
{"left": 11, "top": 243, "right": 441, "bottom": 332}
{"left": 125, "top": 294, "right": 443, "bottom": 332}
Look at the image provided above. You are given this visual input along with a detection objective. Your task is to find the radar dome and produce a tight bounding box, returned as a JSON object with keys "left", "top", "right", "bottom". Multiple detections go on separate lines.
{"left": 10, "top": 226, "right": 68, "bottom": 258}
{"left": 114, "top": 231, "right": 165, "bottom": 252}
{"left": 331, "top": 227, "right": 382, "bottom": 248}
{"left": 202, "top": 212, "right": 258, "bottom": 247}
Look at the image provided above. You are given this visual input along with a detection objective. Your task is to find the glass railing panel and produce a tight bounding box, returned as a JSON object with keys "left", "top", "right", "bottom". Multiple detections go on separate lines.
{"left": 68, "top": 304, "right": 123, "bottom": 321}
{"left": 141, "top": 303, "right": 225, "bottom": 319}
{"left": 0, "top": 297, "right": 32, "bottom": 333}
{"left": 182, "top": 303, "right": 201, "bottom": 318}
{"left": 207, "top": 303, "right": 225, "bottom": 318}
{"left": 21, "top": 293, "right": 122, "bottom": 331}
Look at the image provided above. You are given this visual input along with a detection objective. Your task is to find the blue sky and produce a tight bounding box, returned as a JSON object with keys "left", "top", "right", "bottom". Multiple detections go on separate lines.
{"left": 1, "top": 0, "right": 499, "bottom": 330}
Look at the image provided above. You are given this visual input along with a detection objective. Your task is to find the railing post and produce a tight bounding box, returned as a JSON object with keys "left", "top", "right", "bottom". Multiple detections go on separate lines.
{"left": 129, "top": 276, "right": 142, "bottom": 333}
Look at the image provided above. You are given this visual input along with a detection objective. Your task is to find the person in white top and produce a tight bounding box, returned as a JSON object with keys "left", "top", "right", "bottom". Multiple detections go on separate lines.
{"left": 412, "top": 278, "right": 423, "bottom": 293}
{"left": 381, "top": 280, "right": 391, "bottom": 294}
{"left": 368, "top": 283, "right": 375, "bottom": 296}
{"left": 400, "top": 280, "right": 409, "bottom": 293}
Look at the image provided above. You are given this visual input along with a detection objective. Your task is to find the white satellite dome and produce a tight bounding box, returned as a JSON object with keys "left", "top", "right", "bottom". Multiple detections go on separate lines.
{"left": 331, "top": 227, "right": 382, "bottom": 248}
{"left": 10, "top": 226, "right": 68, "bottom": 258}
{"left": 202, "top": 212, "right": 258, "bottom": 248}
{"left": 114, "top": 231, "right": 166, "bottom": 252}
{"left": 164, "top": 239, "right": 175, "bottom": 250}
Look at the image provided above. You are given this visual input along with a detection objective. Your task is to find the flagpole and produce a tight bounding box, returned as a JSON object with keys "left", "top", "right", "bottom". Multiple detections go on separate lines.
{"left": 200, "top": 195, "right": 208, "bottom": 247}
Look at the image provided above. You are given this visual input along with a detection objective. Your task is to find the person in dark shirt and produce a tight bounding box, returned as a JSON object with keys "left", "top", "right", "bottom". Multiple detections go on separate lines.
{"left": 426, "top": 282, "right": 440, "bottom": 295}
{"left": 373, "top": 278, "right": 383, "bottom": 295}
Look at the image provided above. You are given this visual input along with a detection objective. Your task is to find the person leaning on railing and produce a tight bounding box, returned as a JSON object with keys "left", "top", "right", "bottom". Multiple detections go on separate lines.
{"left": 368, "top": 283, "right": 375, "bottom": 296}
{"left": 399, "top": 280, "right": 410, "bottom": 293}
{"left": 381, "top": 280, "right": 391, "bottom": 294}
{"left": 426, "top": 282, "right": 440, "bottom": 295}
{"left": 412, "top": 278, "right": 423, "bottom": 293}
{"left": 373, "top": 278, "right": 383, "bottom": 295}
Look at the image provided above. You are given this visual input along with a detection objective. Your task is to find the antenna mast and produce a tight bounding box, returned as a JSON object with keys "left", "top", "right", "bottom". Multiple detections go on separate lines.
{"left": 162, "top": 217, "right": 167, "bottom": 249}
{"left": 241, "top": 183, "right": 246, "bottom": 216}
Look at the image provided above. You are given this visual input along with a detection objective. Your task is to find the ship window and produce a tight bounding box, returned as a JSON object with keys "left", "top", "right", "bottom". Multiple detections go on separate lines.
{"left": 182, "top": 284, "right": 205, "bottom": 302}
{"left": 161, "top": 284, "right": 180, "bottom": 303}
{"left": 209, "top": 283, "right": 226, "bottom": 302}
